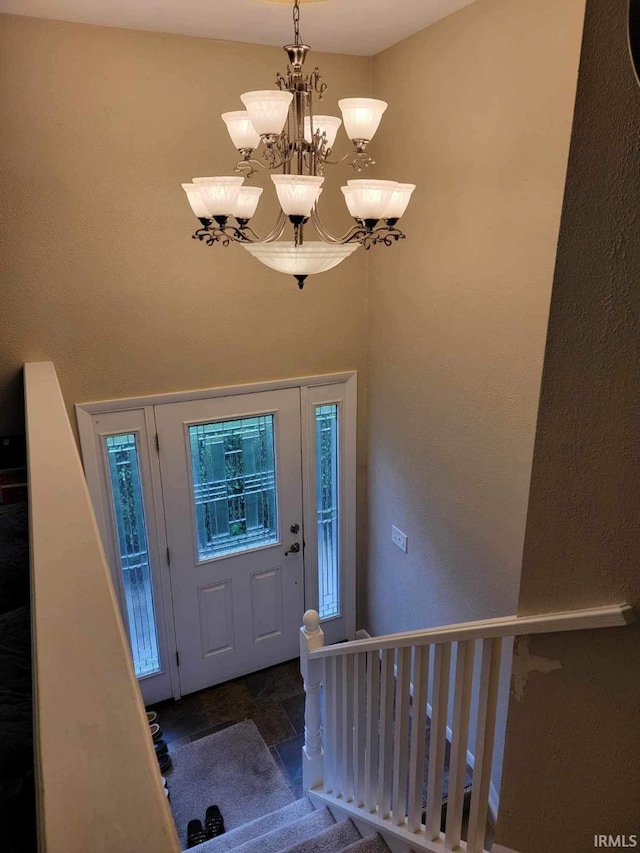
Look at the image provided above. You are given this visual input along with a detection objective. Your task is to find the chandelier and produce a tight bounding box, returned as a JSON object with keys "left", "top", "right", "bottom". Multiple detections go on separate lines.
{"left": 181, "top": 0, "right": 415, "bottom": 288}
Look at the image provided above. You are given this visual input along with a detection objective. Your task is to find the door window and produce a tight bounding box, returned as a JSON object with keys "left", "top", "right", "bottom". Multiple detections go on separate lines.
{"left": 316, "top": 404, "right": 340, "bottom": 620}
{"left": 188, "top": 415, "right": 278, "bottom": 561}
{"left": 105, "top": 433, "right": 160, "bottom": 677}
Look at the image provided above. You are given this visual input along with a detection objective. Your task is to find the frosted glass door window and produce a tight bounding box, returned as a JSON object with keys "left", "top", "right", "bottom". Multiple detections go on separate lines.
{"left": 316, "top": 404, "right": 340, "bottom": 619}
{"left": 189, "top": 415, "right": 278, "bottom": 560}
{"left": 105, "top": 433, "right": 160, "bottom": 677}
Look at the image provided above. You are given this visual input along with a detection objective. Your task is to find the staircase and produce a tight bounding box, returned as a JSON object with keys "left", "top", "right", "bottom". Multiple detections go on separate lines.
{"left": 191, "top": 798, "right": 390, "bottom": 853}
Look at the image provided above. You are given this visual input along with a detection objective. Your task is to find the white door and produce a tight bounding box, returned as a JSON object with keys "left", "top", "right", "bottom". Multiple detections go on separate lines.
{"left": 155, "top": 388, "right": 305, "bottom": 696}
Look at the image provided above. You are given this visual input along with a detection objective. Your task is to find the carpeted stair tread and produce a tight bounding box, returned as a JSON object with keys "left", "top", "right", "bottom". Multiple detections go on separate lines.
{"left": 342, "top": 833, "right": 392, "bottom": 853}
{"left": 192, "top": 798, "right": 315, "bottom": 853}
{"left": 279, "top": 818, "right": 361, "bottom": 853}
{"left": 193, "top": 806, "right": 334, "bottom": 853}
{"left": 168, "top": 720, "right": 293, "bottom": 848}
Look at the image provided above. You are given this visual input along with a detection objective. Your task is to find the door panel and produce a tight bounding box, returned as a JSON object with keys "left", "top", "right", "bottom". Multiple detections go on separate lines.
{"left": 155, "top": 388, "right": 304, "bottom": 696}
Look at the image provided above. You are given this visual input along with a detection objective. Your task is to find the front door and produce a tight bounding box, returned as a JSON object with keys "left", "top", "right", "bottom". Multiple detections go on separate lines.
{"left": 155, "top": 388, "right": 304, "bottom": 696}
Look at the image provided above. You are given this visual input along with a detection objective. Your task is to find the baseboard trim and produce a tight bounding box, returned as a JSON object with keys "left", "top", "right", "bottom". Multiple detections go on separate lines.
{"left": 492, "top": 845, "right": 522, "bottom": 853}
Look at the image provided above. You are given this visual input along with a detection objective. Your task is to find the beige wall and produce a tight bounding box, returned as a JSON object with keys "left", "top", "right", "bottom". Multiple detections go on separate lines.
{"left": 497, "top": 0, "right": 640, "bottom": 849}
{"left": 0, "top": 14, "right": 371, "bottom": 606}
{"left": 0, "top": 14, "right": 370, "bottom": 431}
{"left": 366, "top": 0, "right": 585, "bottom": 790}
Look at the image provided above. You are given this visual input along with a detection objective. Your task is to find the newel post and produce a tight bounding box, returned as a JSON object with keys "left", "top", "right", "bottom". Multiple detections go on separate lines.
{"left": 300, "top": 609, "right": 324, "bottom": 792}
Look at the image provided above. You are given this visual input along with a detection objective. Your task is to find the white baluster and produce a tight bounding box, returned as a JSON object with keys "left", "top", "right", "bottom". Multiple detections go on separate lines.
{"left": 353, "top": 652, "right": 367, "bottom": 807}
{"left": 392, "top": 646, "right": 411, "bottom": 825}
{"left": 300, "top": 609, "right": 325, "bottom": 793}
{"left": 334, "top": 655, "right": 345, "bottom": 797}
{"left": 378, "top": 649, "right": 395, "bottom": 819}
{"left": 444, "top": 639, "right": 475, "bottom": 851}
{"left": 425, "top": 642, "right": 452, "bottom": 840}
{"left": 324, "top": 656, "right": 337, "bottom": 794}
{"left": 342, "top": 654, "right": 355, "bottom": 801}
{"left": 467, "top": 637, "right": 502, "bottom": 853}
{"left": 407, "top": 644, "right": 430, "bottom": 832}
{"left": 364, "top": 650, "right": 380, "bottom": 813}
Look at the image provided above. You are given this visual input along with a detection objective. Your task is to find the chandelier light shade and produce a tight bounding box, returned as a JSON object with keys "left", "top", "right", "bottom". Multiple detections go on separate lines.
{"left": 303, "top": 115, "right": 342, "bottom": 149}
{"left": 338, "top": 98, "right": 388, "bottom": 144}
{"left": 193, "top": 176, "right": 244, "bottom": 217}
{"left": 271, "top": 175, "right": 324, "bottom": 217}
{"left": 233, "top": 186, "right": 263, "bottom": 221}
{"left": 243, "top": 242, "right": 359, "bottom": 286}
{"left": 340, "top": 186, "right": 359, "bottom": 219}
{"left": 183, "top": 0, "right": 415, "bottom": 287}
{"left": 182, "top": 183, "right": 213, "bottom": 220}
{"left": 347, "top": 180, "right": 398, "bottom": 222}
{"left": 384, "top": 183, "right": 417, "bottom": 221}
{"left": 240, "top": 90, "right": 294, "bottom": 136}
{"left": 221, "top": 111, "right": 261, "bottom": 152}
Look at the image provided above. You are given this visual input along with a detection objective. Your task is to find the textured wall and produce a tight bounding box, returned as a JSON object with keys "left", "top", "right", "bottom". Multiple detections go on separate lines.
{"left": 497, "top": 1, "right": 640, "bottom": 849}
{"left": 0, "top": 14, "right": 370, "bottom": 432}
{"left": 366, "top": 0, "right": 585, "bottom": 794}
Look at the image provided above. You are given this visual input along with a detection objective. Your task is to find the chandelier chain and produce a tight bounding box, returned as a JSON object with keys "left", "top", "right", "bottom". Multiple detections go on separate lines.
{"left": 293, "top": 0, "right": 301, "bottom": 45}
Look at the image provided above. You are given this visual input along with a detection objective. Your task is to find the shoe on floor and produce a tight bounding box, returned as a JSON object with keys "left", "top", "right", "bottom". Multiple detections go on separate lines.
{"left": 154, "top": 739, "right": 168, "bottom": 756}
{"left": 146, "top": 710, "right": 159, "bottom": 725}
{"left": 149, "top": 722, "right": 164, "bottom": 741}
{"left": 157, "top": 752, "right": 172, "bottom": 773}
{"left": 187, "top": 819, "right": 208, "bottom": 848}
{"left": 205, "top": 805, "right": 225, "bottom": 839}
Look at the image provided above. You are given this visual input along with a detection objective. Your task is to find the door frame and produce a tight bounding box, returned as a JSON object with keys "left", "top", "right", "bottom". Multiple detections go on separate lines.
{"left": 77, "top": 371, "right": 357, "bottom": 700}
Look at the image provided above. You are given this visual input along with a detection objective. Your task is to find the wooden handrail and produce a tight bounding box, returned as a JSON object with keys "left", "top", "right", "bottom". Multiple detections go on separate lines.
{"left": 26, "top": 362, "right": 179, "bottom": 853}
{"left": 308, "top": 603, "right": 635, "bottom": 659}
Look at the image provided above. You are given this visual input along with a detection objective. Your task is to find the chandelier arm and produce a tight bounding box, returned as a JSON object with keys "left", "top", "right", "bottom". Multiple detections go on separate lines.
{"left": 323, "top": 149, "right": 376, "bottom": 172}
{"left": 311, "top": 207, "right": 365, "bottom": 244}
{"left": 234, "top": 158, "right": 263, "bottom": 178}
{"left": 240, "top": 210, "right": 288, "bottom": 244}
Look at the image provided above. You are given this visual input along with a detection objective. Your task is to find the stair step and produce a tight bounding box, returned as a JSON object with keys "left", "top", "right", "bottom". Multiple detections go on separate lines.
{"left": 192, "top": 805, "right": 334, "bottom": 853}
{"left": 279, "top": 818, "right": 361, "bottom": 853}
{"left": 191, "top": 798, "right": 315, "bottom": 853}
{"left": 342, "top": 833, "right": 392, "bottom": 853}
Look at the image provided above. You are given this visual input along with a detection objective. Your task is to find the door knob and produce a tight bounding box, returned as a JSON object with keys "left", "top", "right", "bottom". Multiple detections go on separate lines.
{"left": 285, "top": 542, "right": 300, "bottom": 556}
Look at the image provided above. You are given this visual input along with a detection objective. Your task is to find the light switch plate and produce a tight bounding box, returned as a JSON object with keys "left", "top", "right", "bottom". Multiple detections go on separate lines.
{"left": 392, "top": 525, "right": 407, "bottom": 553}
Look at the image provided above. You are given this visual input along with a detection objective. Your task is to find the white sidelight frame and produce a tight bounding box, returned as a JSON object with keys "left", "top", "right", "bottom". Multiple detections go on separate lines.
{"left": 77, "top": 371, "right": 358, "bottom": 701}
{"left": 76, "top": 407, "right": 177, "bottom": 705}
{"left": 301, "top": 378, "right": 357, "bottom": 645}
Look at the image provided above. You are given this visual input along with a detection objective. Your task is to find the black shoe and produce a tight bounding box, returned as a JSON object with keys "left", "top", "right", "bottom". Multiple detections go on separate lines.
{"left": 154, "top": 739, "right": 168, "bottom": 756}
{"left": 205, "top": 805, "right": 225, "bottom": 839}
{"left": 157, "top": 752, "right": 172, "bottom": 773}
{"left": 187, "top": 819, "right": 208, "bottom": 848}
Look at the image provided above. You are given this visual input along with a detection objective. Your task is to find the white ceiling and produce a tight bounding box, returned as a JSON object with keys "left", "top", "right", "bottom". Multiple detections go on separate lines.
{"left": 0, "top": 0, "right": 476, "bottom": 56}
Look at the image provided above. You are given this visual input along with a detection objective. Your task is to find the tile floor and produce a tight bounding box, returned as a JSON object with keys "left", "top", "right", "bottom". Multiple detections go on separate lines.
{"left": 148, "top": 658, "right": 306, "bottom": 798}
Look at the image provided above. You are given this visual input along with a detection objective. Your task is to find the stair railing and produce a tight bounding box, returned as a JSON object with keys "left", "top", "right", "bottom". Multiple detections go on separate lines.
{"left": 299, "top": 604, "right": 634, "bottom": 853}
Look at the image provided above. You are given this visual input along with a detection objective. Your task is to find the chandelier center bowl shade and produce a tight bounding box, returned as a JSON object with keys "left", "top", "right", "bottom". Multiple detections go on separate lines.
{"left": 182, "top": 0, "right": 416, "bottom": 287}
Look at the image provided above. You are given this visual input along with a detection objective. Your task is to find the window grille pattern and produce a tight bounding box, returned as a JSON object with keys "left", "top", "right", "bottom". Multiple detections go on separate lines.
{"left": 105, "top": 433, "right": 160, "bottom": 677}
{"left": 189, "top": 416, "right": 278, "bottom": 560}
{"left": 316, "top": 404, "right": 340, "bottom": 620}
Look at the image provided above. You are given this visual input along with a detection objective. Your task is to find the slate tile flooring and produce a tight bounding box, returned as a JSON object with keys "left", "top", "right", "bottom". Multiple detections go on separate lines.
{"left": 148, "top": 659, "right": 306, "bottom": 798}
